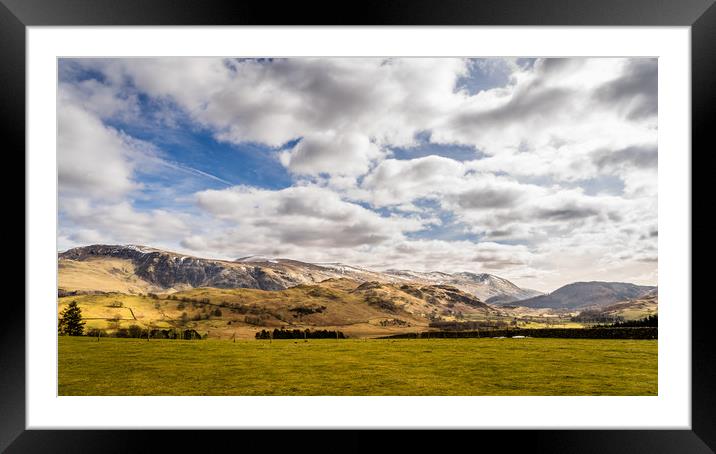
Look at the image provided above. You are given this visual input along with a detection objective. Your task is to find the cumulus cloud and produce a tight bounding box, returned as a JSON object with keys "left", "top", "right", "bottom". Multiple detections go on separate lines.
{"left": 360, "top": 155, "right": 465, "bottom": 206}
{"left": 60, "top": 199, "right": 190, "bottom": 248}
{"left": 193, "top": 185, "right": 423, "bottom": 250}
{"left": 594, "top": 58, "right": 657, "bottom": 120}
{"left": 452, "top": 85, "right": 575, "bottom": 137}
{"left": 57, "top": 74, "right": 196, "bottom": 250}
{"left": 57, "top": 57, "right": 658, "bottom": 291}
{"left": 59, "top": 79, "right": 139, "bottom": 121}
{"left": 93, "top": 58, "right": 464, "bottom": 140}
{"left": 280, "top": 131, "right": 383, "bottom": 177}
{"left": 593, "top": 145, "right": 658, "bottom": 171}
{"left": 453, "top": 186, "right": 524, "bottom": 210}
{"left": 58, "top": 102, "right": 139, "bottom": 199}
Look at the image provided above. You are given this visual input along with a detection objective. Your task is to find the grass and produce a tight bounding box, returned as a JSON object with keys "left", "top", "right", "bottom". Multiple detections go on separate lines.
{"left": 58, "top": 291, "right": 592, "bottom": 340}
{"left": 57, "top": 288, "right": 427, "bottom": 340}
{"left": 58, "top": 336, "right": 657, "bottom": 396}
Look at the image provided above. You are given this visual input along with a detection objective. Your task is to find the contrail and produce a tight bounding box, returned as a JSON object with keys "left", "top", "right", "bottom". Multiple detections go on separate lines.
{"left": 177, "top": 164, "right": 234, "bottom": 186}
{"left": 158, "top": 159, "right": 234, "bottom": 187}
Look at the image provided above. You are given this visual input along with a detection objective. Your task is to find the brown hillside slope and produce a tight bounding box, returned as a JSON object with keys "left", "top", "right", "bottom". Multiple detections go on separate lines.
{"left": 57, "top": 278, "right": 493, "bottom": 338}
{"left": 58, "top": 257, "right": 163, "bottom": 294}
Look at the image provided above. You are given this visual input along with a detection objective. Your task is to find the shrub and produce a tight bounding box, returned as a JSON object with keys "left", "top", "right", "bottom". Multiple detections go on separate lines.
{"left": 183, "top": 329, "right": 202, "bottom": 340}
{"left": 127, "top": 324, "right": 145, "bottom": 338}
{"left": 245, "top": 315, "right": 263, "bottom": 326}
{"left": 289, "top": 305, "right": 326, "bottom": 317}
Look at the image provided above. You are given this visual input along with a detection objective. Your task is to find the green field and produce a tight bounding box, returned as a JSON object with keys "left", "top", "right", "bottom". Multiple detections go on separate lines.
{"left": 58, "top": 336, "right": 657, "bottom": 396}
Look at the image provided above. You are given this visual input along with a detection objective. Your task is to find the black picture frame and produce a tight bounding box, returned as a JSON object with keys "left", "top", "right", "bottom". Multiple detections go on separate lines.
{"left": 4, "top": 0, "right": 713, "bottom": 451}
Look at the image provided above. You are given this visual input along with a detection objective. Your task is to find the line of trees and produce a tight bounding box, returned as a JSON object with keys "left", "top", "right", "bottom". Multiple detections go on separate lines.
{"left": 571, "top": 310, "right": 625, "bottom": 324}
{"left": 383, "top": 327, "right": 658, "bottom": 340}
{"left": 428, "top": 319, "right": 510, "bottom": 331}
{"left": 608, "top": 314, "right": 658, "bottom": 328}
{"left": 86, "top": 326, "right": 204, "bottom": 340}
{"left": 255, "top": 328, "right": 346, "bottom": 339}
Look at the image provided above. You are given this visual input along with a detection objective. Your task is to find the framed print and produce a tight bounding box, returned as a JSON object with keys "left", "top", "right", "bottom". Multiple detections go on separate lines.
{"left": 5, "top": 0, "right": 715, "bottom": 451}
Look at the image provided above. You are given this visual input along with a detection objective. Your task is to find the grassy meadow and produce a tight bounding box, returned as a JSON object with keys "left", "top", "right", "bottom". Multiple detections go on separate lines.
{"left": 58, "top": 336, "right": 657, "bottom": 396}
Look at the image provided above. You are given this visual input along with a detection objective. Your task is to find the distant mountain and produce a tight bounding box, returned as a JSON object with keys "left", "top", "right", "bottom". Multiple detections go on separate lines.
{"left": 382, "top": 270, "right": 542, "bottom": 303}
{"left": 512, "top": 281, "right": 657, "bottom": 310}
{"left": 58, "top": 244, "right": 539, "bottom": 303}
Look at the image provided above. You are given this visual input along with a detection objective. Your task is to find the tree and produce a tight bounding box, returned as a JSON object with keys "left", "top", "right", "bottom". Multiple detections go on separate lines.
{"left": 127, "top": 324, "right": 144, "bottom": 338}
{"left": 58, "top": 300, "right": 85, "bottom": 336}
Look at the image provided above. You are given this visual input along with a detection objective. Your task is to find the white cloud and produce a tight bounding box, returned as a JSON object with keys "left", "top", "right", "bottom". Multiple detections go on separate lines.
{"left": 73, "top": 57, "right": 658, "bottom": 192}
{"left": 59, "top": 79, "right": 139, "bottom": 121}
{"left": 360, "top": 155, "right": 466, "bottom": 206}
{"left": 57, "top": 57, "right": 658, "bottom": 291}
{"left": 58, "top": 102, "right": 138, "bottom": 199}
{"left": 192, "top": 185, "right": 422, "bottom": 251}
{"left": 57, "top": 77, "right": 195, "bottom": 250}
{"left": 280, "top": 131, "right": 383, "bottom": 177}
{"left": 78, "top": 57, "right": 469, "bottom": 175}
{"left": 60, "top": 199, "right": 190, "bottom": 248}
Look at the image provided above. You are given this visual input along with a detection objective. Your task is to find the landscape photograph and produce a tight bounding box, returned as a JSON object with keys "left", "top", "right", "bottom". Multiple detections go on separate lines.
{"left": 57, "top": 56, "right": 658, "bottom": 396}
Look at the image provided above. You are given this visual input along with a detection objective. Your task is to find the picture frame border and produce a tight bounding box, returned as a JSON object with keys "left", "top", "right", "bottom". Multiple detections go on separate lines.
{"left": 4, "top": 0, "right": 713, "bottom": 450}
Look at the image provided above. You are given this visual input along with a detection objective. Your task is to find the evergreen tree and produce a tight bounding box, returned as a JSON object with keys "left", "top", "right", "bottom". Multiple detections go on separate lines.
{"left": 58, "top": 300, "right": 85, "bottom": 336}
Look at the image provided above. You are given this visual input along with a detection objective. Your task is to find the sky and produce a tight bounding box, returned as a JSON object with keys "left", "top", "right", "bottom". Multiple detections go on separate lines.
{"left": 57, "top": 57, "right": 658, "bottom": 292}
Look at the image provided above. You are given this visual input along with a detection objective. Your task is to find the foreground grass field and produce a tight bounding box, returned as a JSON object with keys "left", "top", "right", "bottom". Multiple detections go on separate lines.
{"left": 58, "top": 336, "right": 657, "bottom": 396}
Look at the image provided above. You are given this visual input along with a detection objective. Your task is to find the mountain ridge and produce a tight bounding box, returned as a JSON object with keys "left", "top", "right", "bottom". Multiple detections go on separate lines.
{"left": 511, "top": 281, "right": 657, "bottom": 310}
{"left": 58, "top": 244, "right": 542, "bottom": 302}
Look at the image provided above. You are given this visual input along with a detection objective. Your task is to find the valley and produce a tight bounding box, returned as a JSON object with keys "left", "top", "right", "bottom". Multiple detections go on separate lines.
{"left": 57, "top": 244, "right": 660, "bottom": 397}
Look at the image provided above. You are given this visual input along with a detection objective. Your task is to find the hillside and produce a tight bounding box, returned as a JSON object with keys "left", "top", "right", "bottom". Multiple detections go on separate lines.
{"left": 581, "top": 291, "right": 658, "bottom": 321}
{"left": 58, "top": 257, "right": 163, "bottom": 294}
{"left": 512, "top": 281, "right": 657, "bottom": 310}
{"left": 58, "top": 244, "right": 539, "bottom": 302}
{"left": 57, "top": 278, "right": 497, "bottom": 338}
{"left": 59, "top": 245, "right": 339, "bottom": 291}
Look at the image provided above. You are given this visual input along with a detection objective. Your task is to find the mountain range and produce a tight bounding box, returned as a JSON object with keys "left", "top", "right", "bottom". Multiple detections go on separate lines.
{"left": 57, "top": 244, "right": 658, "bottom": 338}
{"left": 58, "top": 244, "right": 543, "bottom": 302}
{"left": 58, "top": 244, "right": 657, "bottom": 315}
